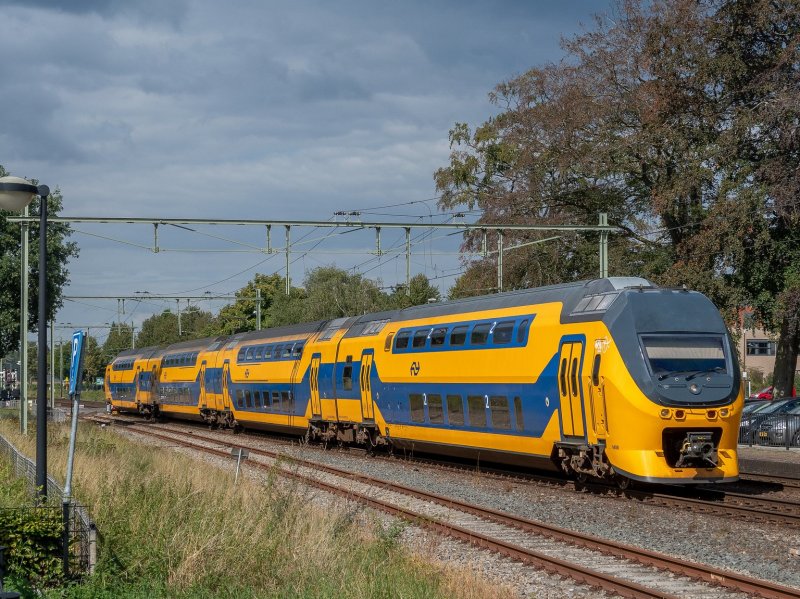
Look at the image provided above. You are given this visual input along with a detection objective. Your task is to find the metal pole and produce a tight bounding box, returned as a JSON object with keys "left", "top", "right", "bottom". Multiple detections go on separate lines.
{"left": 132, "top": 326, "right": 136, "bottom": 349}
{"left": 50, "top": 320, "right": 54, "bottom": 410}
{"left": 599, "top": 212, "right": 609, "bottom": 278}
{"left": 59, "top": 341, "right": 63, "bottom": 400}
{"left": 20, "top": 205, "right": 29, "bottom": 435}
{"left": 255, "top": 288, "right": 261, "bottom": 331}
{"left": 405, "top": 227, "right": 411, "bottom": 295}
{"left": 176, "top": 299, "right": 182, "bottom": 337}
{"left": 285, "top": 225, "right": 291, "bottom": 295}
{"left": 36, "top": 186, "right": 50, "bottom": 499}
{"left": 497, "top": 230, "right": 504, "bottom": 293}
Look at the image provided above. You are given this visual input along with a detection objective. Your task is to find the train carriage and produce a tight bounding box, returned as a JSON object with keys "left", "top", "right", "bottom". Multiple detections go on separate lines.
{"left": 107, "top": 277, "right": 743, "bottom": 485}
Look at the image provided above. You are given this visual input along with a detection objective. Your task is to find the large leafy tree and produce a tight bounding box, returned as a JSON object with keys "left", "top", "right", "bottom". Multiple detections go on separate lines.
{"left": 0, "top": 165, "right": 79, "bottom": 356}
{"left": 213, "top": 273, "right": 287, "bottom": 334}
{"left": 135, "top": 306, "right": 215, "bottom": 347}
{"left": 435, "top": 0, "right": 800, "bottom": 394}
{"left": 102, "top": 323, "right": 135, "bottom": 361}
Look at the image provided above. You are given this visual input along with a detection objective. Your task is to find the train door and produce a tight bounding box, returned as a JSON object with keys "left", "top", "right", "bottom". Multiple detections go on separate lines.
{"left": 309, "top": 354, "right": 322, "bottom": 418}
{"left": 359, "top": 351, "right": 375, "bottom": 421}
{"left": 588, "top": 350, "right": 607, "bottom": 439}
{"left": 199, "top": 362, "right": 207, "bottom": 409}
{"left": 221, "top": 361, "right": 231, "bottom": 412}
{"left": 558, "top": 340, "right": 586, "bottom": 438}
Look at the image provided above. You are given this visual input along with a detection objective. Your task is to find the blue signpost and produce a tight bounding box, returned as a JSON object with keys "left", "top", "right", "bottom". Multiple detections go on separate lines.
{"left": 63, "top": 330, "right": 86, "bottom": 576}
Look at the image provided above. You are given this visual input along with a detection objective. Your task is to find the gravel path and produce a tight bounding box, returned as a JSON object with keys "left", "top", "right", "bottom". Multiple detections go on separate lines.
{"left": 111, "top": 419, "right": 800, "bottom": 595}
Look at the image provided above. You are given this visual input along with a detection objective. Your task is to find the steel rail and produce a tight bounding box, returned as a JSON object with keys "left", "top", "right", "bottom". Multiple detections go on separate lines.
{"left": 90, "top": 416, "right": 800, "bottom": 599}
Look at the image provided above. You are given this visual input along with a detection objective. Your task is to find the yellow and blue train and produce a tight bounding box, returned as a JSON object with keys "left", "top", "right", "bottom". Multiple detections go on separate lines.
{"left": 105, "top": 277, "right": 744, "bottom": 485}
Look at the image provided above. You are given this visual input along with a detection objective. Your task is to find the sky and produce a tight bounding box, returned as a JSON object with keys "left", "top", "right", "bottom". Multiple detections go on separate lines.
{"left": 1, "top": 0, "right": 611, "bottom": 344}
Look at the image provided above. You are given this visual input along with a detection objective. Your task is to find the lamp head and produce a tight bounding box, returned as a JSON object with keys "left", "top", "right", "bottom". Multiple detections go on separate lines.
{"left": 0, "top": 176, "right": 38, "bottom": 212}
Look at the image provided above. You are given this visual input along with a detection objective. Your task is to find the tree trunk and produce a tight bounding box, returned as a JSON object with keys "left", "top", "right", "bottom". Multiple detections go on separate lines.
{"left": 772, "top": 313, "right": 800, "bottom": 398}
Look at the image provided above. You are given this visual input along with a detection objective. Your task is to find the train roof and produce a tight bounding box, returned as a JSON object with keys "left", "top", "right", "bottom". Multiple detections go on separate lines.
{"left": 343, "top": 277, "right": 653, "bottom": 336}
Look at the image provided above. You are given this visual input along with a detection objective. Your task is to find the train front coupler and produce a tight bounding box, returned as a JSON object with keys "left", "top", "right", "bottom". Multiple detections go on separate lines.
{"left": 674, "top": 431, "right": 718, "bottom": 468}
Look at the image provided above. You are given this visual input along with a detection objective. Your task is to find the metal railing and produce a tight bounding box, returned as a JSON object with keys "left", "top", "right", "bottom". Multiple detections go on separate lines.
{"left": 0, "top": 434, "right": 96, "bottom": 575}
{"left": 738, "top": 413, "right": 800, "bottom": 450}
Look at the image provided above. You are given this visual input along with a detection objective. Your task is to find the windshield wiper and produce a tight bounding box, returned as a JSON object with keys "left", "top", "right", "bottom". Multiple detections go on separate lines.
{"left": 686, "top": 367, "right": 726, "bottom": 381}
{"left": 657, "top": 370, "right": 694, "bottom": 381}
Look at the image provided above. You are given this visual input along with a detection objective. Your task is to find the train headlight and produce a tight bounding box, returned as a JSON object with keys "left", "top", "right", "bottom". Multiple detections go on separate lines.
{"left": 719, "top": 408, "right": 729, "bottom": 418}
{"left": 660, "top": 408, "right": 671, "bottom": 418}
{"left": 689, "top": 383, "right": 700, "bottom": 395}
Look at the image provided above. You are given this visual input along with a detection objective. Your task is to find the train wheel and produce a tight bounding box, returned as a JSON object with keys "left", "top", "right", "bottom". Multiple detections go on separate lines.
{"left": 614, "top": 474, "right": 631, "bottom": 490}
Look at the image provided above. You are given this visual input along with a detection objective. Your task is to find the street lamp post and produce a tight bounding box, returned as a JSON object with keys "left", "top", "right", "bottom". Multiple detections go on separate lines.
{"left": 0, "top": 176, "right": 51, "bottom": 499}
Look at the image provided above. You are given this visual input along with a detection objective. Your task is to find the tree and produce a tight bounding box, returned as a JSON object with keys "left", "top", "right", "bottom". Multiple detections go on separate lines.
{"left": 136, "top": 306, "right": 215, "bottom": 347}
{"left": 0, "top": 165, "right": 79, "bottom": 356}
{"left": 264, "top": 267, "right": 393, "bottom": 326}
{"left": 102, "top": 323, "right": 135, "bottom": 362}
{"left": 213, "top": 274, "right": 286, "bottom": 334}
{"left": 434, "top": 0, "right": 800, "bottom": 392}
{"left": 391, "top": 274, "right": 442, "bottom": 308}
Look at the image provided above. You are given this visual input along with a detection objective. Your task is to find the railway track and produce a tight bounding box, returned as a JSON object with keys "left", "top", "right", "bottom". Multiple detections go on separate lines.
{"left": 90, "top": 413, "right": 800, "bottom": 527}
{"left": 88, "top": 415, "right": 800, "bottom": 599}
{"left": 740, "top": 472, "right": 800, "bottom": 490}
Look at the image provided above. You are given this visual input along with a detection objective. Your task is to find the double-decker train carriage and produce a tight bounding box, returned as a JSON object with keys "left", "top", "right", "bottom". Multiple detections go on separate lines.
{"left": 106, "top": 277, "right": 744, "bottom": 485}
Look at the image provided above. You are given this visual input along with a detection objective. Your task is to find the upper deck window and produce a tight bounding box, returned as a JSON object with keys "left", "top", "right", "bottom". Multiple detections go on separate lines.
{"left": 394, "top": 331, "right": 410, "bottom": 350}
{"left": 412, "top": 329, "right": 430, "bottom": 348}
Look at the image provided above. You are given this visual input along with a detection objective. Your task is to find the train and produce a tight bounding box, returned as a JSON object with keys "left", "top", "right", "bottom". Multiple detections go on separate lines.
{"left": 105, "top": 277, "right": 744, "bottom": 486}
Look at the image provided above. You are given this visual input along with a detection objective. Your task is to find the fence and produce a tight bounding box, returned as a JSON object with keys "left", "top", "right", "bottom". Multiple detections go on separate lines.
{"left": 738, "top": 413, "right": 800, "bottom": 449}
{"left": 0, "top": 433, "right": 96, "bottom": 575}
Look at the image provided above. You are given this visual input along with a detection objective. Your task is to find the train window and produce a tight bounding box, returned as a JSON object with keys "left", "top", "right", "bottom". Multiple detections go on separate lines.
{"left": 559, "top": 358, "right": 568, "bottom": 395}
{"left": 570, "top": 358, "right": 579, "bottom": 396}
{"left": 264, "top": 346, "right": 273, "bottom": 359}
{"left": 470, "top": 323, "right": 491, "bottom": 345}
{"left": 514, "top": 396, "right": 524, "bottom": 431}
{"left": 489, "top": 396, "right": 511, "bottom": 429}
{"left": 384, "top": 333, "right": 394, "bottom": 351}
{"left": 254, "top": 347, "right": 263, "bottom": 360}
{"left": 592, "top": 354, "right": 601, "bottom": 386}
{"left": 252, "top": 391, "right": 261, "bottom": 408}
{"left": 427, "top": 394, "right": 443, "bottom": 424}
{"left": 282, "top": 346, "right": 292, "bottom": 358}
{"left": 394, "top": 331, "right": 410, "bottom": 350}
{"left": 517, "top": 319, "right": 529, "bottom": 343}
{"left": 281, "top": 391, "right": 291, "bottom": 410}
{"left": 412, "top": 329, "right": 430, "bottom": 348}
{"left": 274, "top": 345, "right": 284, "bottom": 359}
{"left": 450, "top": 326, "right": 468, "bottom": 346}
{"left": 272, "top": 391, "right": 281, "bottom": 409}
{"left": 292, "top": 344, "right": 303, "bottom": 358}
{"left": 409, "top": 394, "right": 425, "bottom": 423}
{"left": 245, "top": 347, "right": 254, "bottom": 361}
{"left": 245, "top": 390, "right": 252, "bottom": 408}
{"left": 236, "top": 389, "right": 244, "bottom": 408}
{"left": 262, "top": 391, "right": 271, "bottom": 406}
{"left": 467, "top": 396, "right": 487, "bottom": 427}
{"left": 430, "top": 328, "right": 447, "bottom": 346}
{"left": 343, "top": 359, "right": 353, "bottom": 390}
{"left": 493, "top": 321, "right": 514, "bottom": 344}
{"left": 446, "top": 395, "right": 464, "bottom": 425}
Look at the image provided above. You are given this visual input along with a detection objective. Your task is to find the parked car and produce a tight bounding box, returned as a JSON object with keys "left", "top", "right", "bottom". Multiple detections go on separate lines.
{"left": 756, "top": 403, "right": 800, "bottom": 447}
{"left": 749, "top": 385, "right": 797, "bottom": 400}
{"left": 743, "top": 399, "right": 771, "bottom": 415}
{"left": 739, "top": 398, "right": 800, "bottom": 443}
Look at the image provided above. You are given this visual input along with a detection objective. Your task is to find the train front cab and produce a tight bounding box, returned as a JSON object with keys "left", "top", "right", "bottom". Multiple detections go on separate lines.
{"left": 567, "top": 285, "right": 743, "bottom": 485}
{"left": 107, "top": 353, "right": 138, "bottom": 413}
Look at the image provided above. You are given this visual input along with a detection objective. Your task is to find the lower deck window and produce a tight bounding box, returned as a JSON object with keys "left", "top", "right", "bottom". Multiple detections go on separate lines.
{"left": 447, "top": 395, "right": 464, "bottom": 425}
{"left": 467, "top": 395, "right": 486, "bottom": 428}
{"left": 489, "top": 396, "right": 511, "bottom": 429}
{"left": 236, "top": 389, "right": 244, "bottom": 408}
{"left": 514, "top": 396, "right": 524, "bottom": 431}
{"left": 427, "top": 394, "right": 443, "bottom": 424}
{"left": 409, "top": 393, "right": 425, "bottom": 423}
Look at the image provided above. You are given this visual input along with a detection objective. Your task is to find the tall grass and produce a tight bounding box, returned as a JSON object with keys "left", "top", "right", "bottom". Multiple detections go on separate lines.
{"left": 0, "top": 420, "right": 511, "bottom": 599}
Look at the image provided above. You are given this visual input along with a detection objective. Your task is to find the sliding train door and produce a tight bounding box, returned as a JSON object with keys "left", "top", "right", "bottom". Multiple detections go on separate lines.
{"left": 558, "top": 340, "right": 586, "bottom": 438}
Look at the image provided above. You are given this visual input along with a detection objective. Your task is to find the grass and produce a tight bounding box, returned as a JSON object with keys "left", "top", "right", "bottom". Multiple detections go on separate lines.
{"left": 0, "top": 418, "right": 512, "bottom": 599}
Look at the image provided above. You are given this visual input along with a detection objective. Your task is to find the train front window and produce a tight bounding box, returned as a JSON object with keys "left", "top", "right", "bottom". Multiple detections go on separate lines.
{"left": 641, "top": 335, "right": 727, "bottom": 378}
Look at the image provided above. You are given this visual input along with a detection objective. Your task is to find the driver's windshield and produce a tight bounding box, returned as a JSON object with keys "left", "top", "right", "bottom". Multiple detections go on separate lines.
{"left": 642, "top": 335, "right": 727, "bottom": 377}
